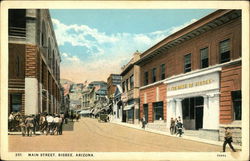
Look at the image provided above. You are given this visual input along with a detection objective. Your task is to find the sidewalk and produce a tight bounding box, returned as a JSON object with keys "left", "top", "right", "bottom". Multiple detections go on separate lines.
{"left": 110, "top": 120, "right": 242, "bottom": 150}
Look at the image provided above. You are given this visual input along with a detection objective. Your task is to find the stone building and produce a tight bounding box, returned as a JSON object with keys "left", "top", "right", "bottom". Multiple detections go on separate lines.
{"left": 121, "top": 52, "right": 140, "bottom": 124}
{"left": 135, "top": 10, "right": 241, "bottom": 144}
{"left": 8, "top": 9, "right": 61, "bottom": 115}
{"left": 107, "top": 74, "right": 122, "bottom": 99}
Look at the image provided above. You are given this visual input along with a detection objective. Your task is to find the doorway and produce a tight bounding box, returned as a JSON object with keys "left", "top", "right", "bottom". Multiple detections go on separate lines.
{"left": 182, "top": 96, "right": 204, "bottom": 130}
{"left": 143, "top": 104, "right": 148, "bottom": 123}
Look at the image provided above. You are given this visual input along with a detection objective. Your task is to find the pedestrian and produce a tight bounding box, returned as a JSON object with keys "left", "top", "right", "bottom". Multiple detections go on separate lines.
{"left": 40, "top": 114, "right": 47, "bottom": 134}
{"left": 8, "top": 112, "right": 15, "bottom": 131}
{"left": 223, "top": 127, "right": 236, "bottom": 152}
{"left": 25, "top": 115, "right": 34, "bottom": 136}
{"left": 174, "top": 118, "right": 178, "bottom": 134}
{"left": 32, "top": 114, "right": 37, "bottom": 135}
{"left": 58, "top": 115, "right": 63, "bottom": 135}
{"left": 170, "top": 117, "right": 175, "bottom": 135}
{"left": 176, "top": 119, "right": 184, "bottom": 137}
{"left": 19, "top": 116, "right": 26, "bottom": 136}
{"left": 53, "top": 114, "right": 60, "bottom": 135}
{"left": 76, "top": 113, "right": 80, "bottom": 122}
{"left": 46, "top": 114, "right": 54, "bottom": 135}
{"left": 141, "top": 115, "right": 146, "bottom": 129}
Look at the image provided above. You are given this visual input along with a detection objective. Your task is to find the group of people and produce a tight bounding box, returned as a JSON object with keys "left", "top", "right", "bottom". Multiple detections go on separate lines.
{"left": 8, "top": 112, "right": 66, "bottom": 137}
{"left": 170, "top": 116, "right": 184, "bottom": 137}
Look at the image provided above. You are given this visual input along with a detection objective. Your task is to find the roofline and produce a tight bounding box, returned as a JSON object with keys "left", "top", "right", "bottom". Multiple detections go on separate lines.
{"left": 136, "top": 9, "right": 238, "bottom": 65}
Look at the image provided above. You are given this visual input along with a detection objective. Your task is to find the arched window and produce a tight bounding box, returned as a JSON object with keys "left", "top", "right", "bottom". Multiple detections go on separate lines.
{"left": 48, "top": 38, "right": 51, "bottom": 64}
{"left": 41, "top": 20, "right": 46, "bottom": 47}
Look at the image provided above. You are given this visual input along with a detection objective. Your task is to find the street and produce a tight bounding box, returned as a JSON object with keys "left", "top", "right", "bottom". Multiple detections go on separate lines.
{"left": 8, "top": 118, "right": 227, "bottom": 152}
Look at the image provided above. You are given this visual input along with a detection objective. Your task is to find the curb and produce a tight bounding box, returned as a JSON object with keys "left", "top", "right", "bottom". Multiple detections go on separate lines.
{"left": 110, "top": 121, "right": 242, "bottom": 150}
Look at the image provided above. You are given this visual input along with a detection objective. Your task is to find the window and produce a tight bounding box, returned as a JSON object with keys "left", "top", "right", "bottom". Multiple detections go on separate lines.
{"left": 144, "top": 72, "right": 148, "bottom": 85}
{"left": 232, "top": 90, "right": 241, "bottom": 120}
{"left": 153, "top": 101, "right": 163, "bottom": 121}
{"left": 130, "top": 75, "right": 134, "bottom": 89}
{"left": 10, "top": 93, "right": 22, "bottom": 113}
{"left": 184, "top": 54, "right": 191, "bottom": 73}
{"left": 126, "top": 79, "right": 128, "bottom": 91}
{"left": 220, "top": 39, "right": 230, "bottom": 63}
{"left": 160, "top": 64, "right": 165, "bottom": 80}
{"left": 152, "top": 68, "right": 156, "bottom": 83}
{"left": 200, "top": 47, "right": 209, "bottom": 68}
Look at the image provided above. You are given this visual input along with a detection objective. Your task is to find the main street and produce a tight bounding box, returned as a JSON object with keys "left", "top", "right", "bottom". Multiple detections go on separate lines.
{"left": 9, "top": 118, "right": 226, "bottom": 152}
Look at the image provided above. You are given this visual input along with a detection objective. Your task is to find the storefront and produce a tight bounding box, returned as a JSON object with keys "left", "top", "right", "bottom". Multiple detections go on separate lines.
{"left": 165, "top": 66, "right": 221, "bottom": 131}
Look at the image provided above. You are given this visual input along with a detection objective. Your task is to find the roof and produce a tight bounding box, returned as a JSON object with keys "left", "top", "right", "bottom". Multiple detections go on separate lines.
{"left": 135, "top": 9, "right": 241, "bottom": 65}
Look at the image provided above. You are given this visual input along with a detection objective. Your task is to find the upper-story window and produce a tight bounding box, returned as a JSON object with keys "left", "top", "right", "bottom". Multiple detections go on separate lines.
{"left": 220, "top": 39, "right": 230, "bottom": 63}
{"left": 41, "top": 21, "right": 46, "bottom": 47}
{"left": 130, "top": 75, "right": 134, "bottom": 89}
{"left": 9, "top": 9, "right": 26, "bottom": 37}
{"left": 160, "top": 64, "right": 165, "bottom": 80}
{"left": 126, "top": 79, "right": 129, "bottom": 91}
{"left": 152, "top": 68, "right": 156, "bottom": 83}
{"left": 232, "top": 90, "right": 241, "bottom": 120}
{"left": 200, "top": 47, "right": 209, "bottom": 69}
{"left": 144, "top": 72, "right": 148, "bottom": 86}
{"left": 184, "top": 54, "right": 191, "bottom": 73}
{"left": 122, "top": 81, "right": 125, "bottom": 92}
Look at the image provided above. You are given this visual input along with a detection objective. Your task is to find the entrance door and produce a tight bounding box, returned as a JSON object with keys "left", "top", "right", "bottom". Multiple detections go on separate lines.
{"left": 143, "top": 104, "right": 148, "bottom": 123}
{"left": 195, "top": 97, "right": 204, "bottom": 130}
{"left": 195, "top": 106, "right": 203, "bottom": 130}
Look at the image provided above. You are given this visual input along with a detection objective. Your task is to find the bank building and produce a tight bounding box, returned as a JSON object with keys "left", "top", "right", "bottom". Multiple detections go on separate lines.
{"left": 136, "top": 10, "right": 242, "bottom": 144}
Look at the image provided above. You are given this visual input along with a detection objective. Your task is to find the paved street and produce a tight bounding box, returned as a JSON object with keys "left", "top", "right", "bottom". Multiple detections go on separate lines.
{"left": 9, "top": 118, "right": 225, "bottom": 152}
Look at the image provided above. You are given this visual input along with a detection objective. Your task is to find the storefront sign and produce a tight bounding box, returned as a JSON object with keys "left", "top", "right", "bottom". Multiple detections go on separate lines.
{"left": 168, "top": 79, "right": 214, "bottom": 91}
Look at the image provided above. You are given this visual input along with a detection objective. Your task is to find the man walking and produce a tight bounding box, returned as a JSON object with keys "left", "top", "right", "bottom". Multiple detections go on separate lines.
{"left": 223, "top": 127, "right": 236, "bottom": 152}
{"left": 25, "top": 115, "right": 34, "bottom": 136}
{"left": 141, "top": 115, "right": 146, "bottom": 129}
{"left": 170, "top": 117, "right": 175, "bottom": 135}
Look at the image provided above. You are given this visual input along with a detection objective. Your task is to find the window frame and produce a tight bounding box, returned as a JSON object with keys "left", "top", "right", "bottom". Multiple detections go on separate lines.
{"left": 232, "top": 90, "right": 242, "bottom": 121}
{"left": 130, "top": 74, "right": 134, "bottom": 89}
{"left": 200, "top": 47, "right": 209, "bottom": 69}
{"left": 153, "top": 101, "right": 164, "bottom": 121}
{"left": 184, "top": 53, "right": 192, "bottom": 73}
{"left": 219, "top": 39, "right": 231, "bottom": 64}
{"left": 152, "top": 68, "right": 157, "bottom": 83}
{"left": 160, "top": 64, "right": 165, "bottom": 80}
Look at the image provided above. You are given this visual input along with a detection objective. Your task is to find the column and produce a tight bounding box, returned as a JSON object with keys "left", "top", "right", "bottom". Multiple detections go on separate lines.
{"left": 166, "top": 98, "right": 172, "bottom": 128}
{"left": 208, "top": 93, "right": 220, "bottom": 129}
{"left": 175, "top": 98, "right": 183, "bottom": 122}
{"left": 202, "top": 95, "right": 209, "bottom": 129}
{"left": 25, "top": 78, "right": 38, "bottom": 115}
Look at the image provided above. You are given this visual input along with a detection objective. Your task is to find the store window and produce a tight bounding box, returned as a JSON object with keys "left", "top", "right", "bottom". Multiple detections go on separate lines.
{"left": 184, "top": 54, "right": 191, "bottom": 73}
{"left": 152, "top": 68, "right": 156, "bottom": 83}
{"left": 10, "top": 93, "right": 22, "bottom": 112}
{"left": 232, "top": 90, "right": 241, "bottom": 120}
{"left": 200, "top": 47, "right": 209, "bottom": 68}
{"left": 144, "top": 71, "right": 148, "bottom": 85}
{"left": 220, "top": 39, "right": 230, "bottom": 63}
{"left": 130, "top": 74, "right": 134, "bottom": 89}
{"left": 153, "top": 101, "right": 163, "bottom": 121}
{"left": 160, "top": 64, "right": 165, "bottom": 80}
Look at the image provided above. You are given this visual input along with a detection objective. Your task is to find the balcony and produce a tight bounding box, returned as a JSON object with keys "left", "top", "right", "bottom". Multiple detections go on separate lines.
{"left": 9, "top": 27, "right": 26, "bottom": 38}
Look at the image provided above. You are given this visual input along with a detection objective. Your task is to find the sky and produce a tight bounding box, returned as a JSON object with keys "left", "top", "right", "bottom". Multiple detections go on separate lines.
{"left": 50, "top": 9, "right": 215, "bottom": 84}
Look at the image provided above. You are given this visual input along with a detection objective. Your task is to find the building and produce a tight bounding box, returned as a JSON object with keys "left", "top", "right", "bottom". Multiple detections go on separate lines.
{"left": 120, "top": 52, "right": 140, "bottom": 124}
{"left": 112, "top": 85, "right": 123, "bottom": 122}
{"left": 60, "top": 83, "right": 70, "bottom": 114}
{"left": 8, "top": 9, "right": 61, "bottom": 115}
{"left": 107, "top": 74, "right": 122, "bottom": 99}
{"left": 136, "top": 10, "right": 241, "bottom": 144}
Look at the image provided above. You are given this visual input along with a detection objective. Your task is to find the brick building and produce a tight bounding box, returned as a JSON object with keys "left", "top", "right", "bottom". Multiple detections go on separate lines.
{"left": 121, "top": 52, "right": 140, "bottom": 124}
{"left": 135, "top": 10, "right": 241, "bottom": 143}
{"left": 107, "top": 74, "right": 122, "bottom": 99}
{"left": 8, "top": 9, "right": 61, "bottom": 115}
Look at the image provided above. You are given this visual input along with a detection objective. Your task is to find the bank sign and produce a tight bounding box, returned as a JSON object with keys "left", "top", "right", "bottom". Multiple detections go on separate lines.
{"left": 166, "top": 69, "right": 220, "bottom": 97}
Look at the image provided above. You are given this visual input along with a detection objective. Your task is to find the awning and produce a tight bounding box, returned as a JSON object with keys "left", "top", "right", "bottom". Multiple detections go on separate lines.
{"left": 92, "top": 109, "right": 102, "bottom": 115}
{"left": 123, "top": 104, "right": 134, "bottom": 111}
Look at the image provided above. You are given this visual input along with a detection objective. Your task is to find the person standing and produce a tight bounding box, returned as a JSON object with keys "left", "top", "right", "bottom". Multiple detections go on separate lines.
{"left": 141, "top": 115, "right": 146, "bottom": 129}
{"left": 170, "top": 118, "right": 175, "bottom": 135}
{"left": 19, "top": 116, "right": 26, "bottom": 136}
{"left": 223, "top": 127, "right": 236, "bottom": 152}
{"left": 53, "top": 114, "right": 60, "bottom": 135}
{"left": 176, "top": 119, "right": 183, "bottom": 137}
{"left": 58, "top": 115, "right": 63, "bottom": 135}
{"left": 25, "top": 115, "right": 34, "bottom": 136}
{"left": 46, "top": 114, "right": 54, "bottom": 135}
